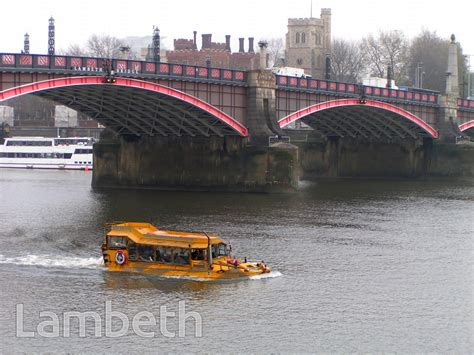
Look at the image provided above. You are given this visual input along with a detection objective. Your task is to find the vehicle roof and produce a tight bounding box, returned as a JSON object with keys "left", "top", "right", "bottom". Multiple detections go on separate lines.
{"left": 106, "top": 222, "right": 224, "bottom": 248}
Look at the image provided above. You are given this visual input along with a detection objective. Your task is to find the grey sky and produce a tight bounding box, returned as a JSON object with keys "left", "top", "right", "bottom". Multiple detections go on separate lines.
{"left": 1, "top": 0, "right": 473, "bottom": 60}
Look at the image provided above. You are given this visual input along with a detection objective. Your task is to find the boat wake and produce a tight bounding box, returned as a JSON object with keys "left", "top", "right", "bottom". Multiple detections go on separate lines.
{"left": 249, "top": 271, "right": 283, "bottom": 280}
{"left": 155, "top": 271, "right": 283, "bottom": 282}
{"left": 0, "top": 254, "right": 103, "bottom": 269}
{"left": 0, "top": 254, "right": 282, "bottom": 281}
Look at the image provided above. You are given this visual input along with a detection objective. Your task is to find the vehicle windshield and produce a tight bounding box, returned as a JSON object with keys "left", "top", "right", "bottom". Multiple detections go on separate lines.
{"left": 212, "top": 243, "right": 228, "bottom": 258}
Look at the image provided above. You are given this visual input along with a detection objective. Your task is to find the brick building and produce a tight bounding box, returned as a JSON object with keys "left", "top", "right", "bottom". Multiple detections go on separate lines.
{"left": 285, "top": 8, "right": 331, "bottom": 78}
{"left": 166, "top": 32, "right": 260, "bottom": 70}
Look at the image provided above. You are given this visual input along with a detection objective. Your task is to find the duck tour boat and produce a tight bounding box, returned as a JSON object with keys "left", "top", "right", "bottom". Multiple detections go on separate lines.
{"left": 102, "top": 222, "right": 271, "bottom": 279}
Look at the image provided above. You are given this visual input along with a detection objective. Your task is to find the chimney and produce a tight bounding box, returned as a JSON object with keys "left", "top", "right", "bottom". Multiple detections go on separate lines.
{"left": 248, "top": 37, "right": 254, "bottom": 53}
{"left": 193, "top": 31, "right": 197, "bottom": 50}
{"left": 238, "top": 37, "right": 245, "bottom": 53}
{"left": 225, "top": 35, "right": 231, "bottom": 51}
{"left": 202, "top": 34, "right": 212, "bottom": 50}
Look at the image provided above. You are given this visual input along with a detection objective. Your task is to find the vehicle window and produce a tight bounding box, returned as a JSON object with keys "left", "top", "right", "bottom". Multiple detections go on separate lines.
{"left": 174, "top": 249, "right": 190, "bottom": 265}
{"left": 108, "top": 236, "right": 127, "bottom": 249}
{"left": 191, "top": 249, "right": 206, "bottom": 261}
{"left": 156, "top": 247, "right": 173, "bottom": 263}
{"left": 212, "top": 243, "right": 228, "bottom": 257}
{"left": 128, "top": 241, "right": 137, "bottom": 261}
{"left": 138, "top": 245, "right": 154, "bottom": 262}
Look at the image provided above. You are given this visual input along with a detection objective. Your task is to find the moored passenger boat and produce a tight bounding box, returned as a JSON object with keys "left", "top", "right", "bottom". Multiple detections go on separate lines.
{"left": 102, "top": 222, "right": 271, "bottom": 279}
{"left": 0, "top": 136, "right": 95, "bottom": 170}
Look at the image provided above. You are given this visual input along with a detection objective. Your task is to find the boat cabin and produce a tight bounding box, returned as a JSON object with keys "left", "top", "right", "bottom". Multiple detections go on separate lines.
{"left": 103, "top": 222, "right": 229, "bottom": 268}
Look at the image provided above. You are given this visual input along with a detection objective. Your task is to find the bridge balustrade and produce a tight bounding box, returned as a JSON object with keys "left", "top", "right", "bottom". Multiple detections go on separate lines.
{"left": 276, "top": 75, "right": 439, "bottom": 106}
{"left": 1, "top": 52, "right": 468, "bottom": 111}
{"left": 458, "top": 99, "right": 474, "bottom": 110}
{"left": 0, "top": 53, "right": 247, "bottom": 85}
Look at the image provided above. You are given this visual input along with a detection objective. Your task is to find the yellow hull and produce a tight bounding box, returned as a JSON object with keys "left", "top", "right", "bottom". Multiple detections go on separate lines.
{"left": 105, "top": 260, "right": 270, "bottom": 280}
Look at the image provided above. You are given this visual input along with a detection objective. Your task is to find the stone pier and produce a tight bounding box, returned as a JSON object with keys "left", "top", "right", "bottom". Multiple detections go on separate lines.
{"left": 93, "top": 134, "right": 298, "bottom": 192}
{"left": 297, "top": 137, "right": 433, "bottom": 178}
{"left": 437, "top": 34, "right": 463, "bottom": 142}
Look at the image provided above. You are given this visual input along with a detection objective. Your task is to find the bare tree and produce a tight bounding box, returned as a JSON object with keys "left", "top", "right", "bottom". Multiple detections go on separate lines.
{"left": 63, "top": 35, "right": 137, "bottom": 59}
{"left": 379, "top": 30, "right": 409, "bottom": 83}
{"left": 65, "top": 44, "right": 86, "bottom": 56}
{"left": 408, "top": 30, "right": 467, "bottom": 93}
{"left": 331, "top": 38, "right": 366, "bottom": 83}
{"left": 362, "top": 33, "right": 385, "bottom": 77}
{"left": 362, "top": 30, "right": 409, "bottom": 83}
{"left": 266, "top": 38, "right": 285, "bottom": 67}
{"left": 86, "top": 34, "right": 126, "bottom": 58}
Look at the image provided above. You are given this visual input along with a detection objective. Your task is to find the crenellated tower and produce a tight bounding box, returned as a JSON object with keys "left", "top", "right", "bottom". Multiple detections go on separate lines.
{"left": 285, "top": 8, "right": 331, "bottom": 78}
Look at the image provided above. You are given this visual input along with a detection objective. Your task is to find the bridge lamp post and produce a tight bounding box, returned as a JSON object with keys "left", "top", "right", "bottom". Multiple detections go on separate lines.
{"left": 465, "top": 54, "right": 472, "bottom": 99}
{"left": 23, "top": 33, "right": 30, "bottom": 54}
{"left": 415, "top": 62, "right": 423, "bottom": 88}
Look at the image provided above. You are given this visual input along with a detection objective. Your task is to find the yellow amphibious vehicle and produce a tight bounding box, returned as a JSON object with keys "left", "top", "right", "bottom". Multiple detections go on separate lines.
{"left": 102, "top": 222, "right": 271, "bottom": 279}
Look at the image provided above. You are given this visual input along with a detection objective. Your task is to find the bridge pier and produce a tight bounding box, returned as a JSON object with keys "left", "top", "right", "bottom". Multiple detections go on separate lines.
{"left": 437, "top": 35, "right": 463, "bottom": 142}
{"left": 298, "top": 137, "right": 433, "bottom": 178}
{"left": 92, "top": 132, "right": 298, "bottom": 192}
{"left": 245, "top": 69, "right": 282, "bottom": 144}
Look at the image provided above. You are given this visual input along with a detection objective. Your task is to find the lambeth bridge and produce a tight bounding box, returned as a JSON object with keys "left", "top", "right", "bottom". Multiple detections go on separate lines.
{"left": 1, "top": 51, "right": 473, "bottom": 191}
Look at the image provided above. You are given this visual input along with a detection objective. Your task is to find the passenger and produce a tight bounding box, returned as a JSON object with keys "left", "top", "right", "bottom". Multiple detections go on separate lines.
{"left": 191, "top": 249, "right": 205, "bottom": 260}
{"left": 175, "top": 250, "right": 190, "bottom": 265}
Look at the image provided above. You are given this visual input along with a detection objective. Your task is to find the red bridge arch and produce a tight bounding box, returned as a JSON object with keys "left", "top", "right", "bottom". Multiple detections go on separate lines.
{"left": 0, "top": 76, "right": 248, "bottom": 137}
{"left": 459, "top": 120, "right": 474, "bottom": 132}
{"left": 278, "top": 98, "right": 439, "bottom": 139}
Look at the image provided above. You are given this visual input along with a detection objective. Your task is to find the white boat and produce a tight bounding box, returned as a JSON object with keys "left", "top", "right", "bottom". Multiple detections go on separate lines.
{"left": 0, "top": 136, "right": 95, "bottom": 170}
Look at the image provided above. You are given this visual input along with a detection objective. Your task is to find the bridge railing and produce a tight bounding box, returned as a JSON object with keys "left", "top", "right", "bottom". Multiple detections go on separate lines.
{"left": 0, "top": 53, "right": 247, "bottom": 84}
{"left": 275, "top": 75, "right": 439, "bottom": 105}
{"left": 458, "top": 99, "right": 474, "bottom": 110}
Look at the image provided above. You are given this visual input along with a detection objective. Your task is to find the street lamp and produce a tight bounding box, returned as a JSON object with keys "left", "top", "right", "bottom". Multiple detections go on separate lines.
{"left": 415, "top": 62, "right": 424, "bottom": 88}
{"left": 466, "top": 55, "right": 472, "bottom": 99}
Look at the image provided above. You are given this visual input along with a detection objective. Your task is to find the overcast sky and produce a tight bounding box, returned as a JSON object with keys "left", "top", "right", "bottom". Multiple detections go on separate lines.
{"left": 1, "top": 0, "right": 473, "bottom": 61}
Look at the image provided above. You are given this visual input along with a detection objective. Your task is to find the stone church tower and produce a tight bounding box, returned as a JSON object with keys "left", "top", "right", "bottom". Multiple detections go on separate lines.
{"left": 285, "top": 8, "right": 331, "bottom": 78}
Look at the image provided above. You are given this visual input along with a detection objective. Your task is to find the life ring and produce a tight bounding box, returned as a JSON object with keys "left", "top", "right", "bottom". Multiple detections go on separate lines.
{"left": 115, "top": 250, "right": 127, "bottom": 265}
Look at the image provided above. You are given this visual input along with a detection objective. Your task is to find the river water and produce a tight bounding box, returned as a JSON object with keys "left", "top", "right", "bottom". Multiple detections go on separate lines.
{"left": 0, "top": 169, "right": 472, "bottom": 352}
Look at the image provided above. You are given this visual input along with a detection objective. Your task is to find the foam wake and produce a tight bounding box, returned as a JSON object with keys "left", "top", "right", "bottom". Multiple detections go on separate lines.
{"left": 0, "top": 254, "right": 282, "bottom": 281}
{"left": 249, "top": 271, "right": 283, "bottom": 280}
{"left": 0, "top": 254, "right": 103, "bottom": 269}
